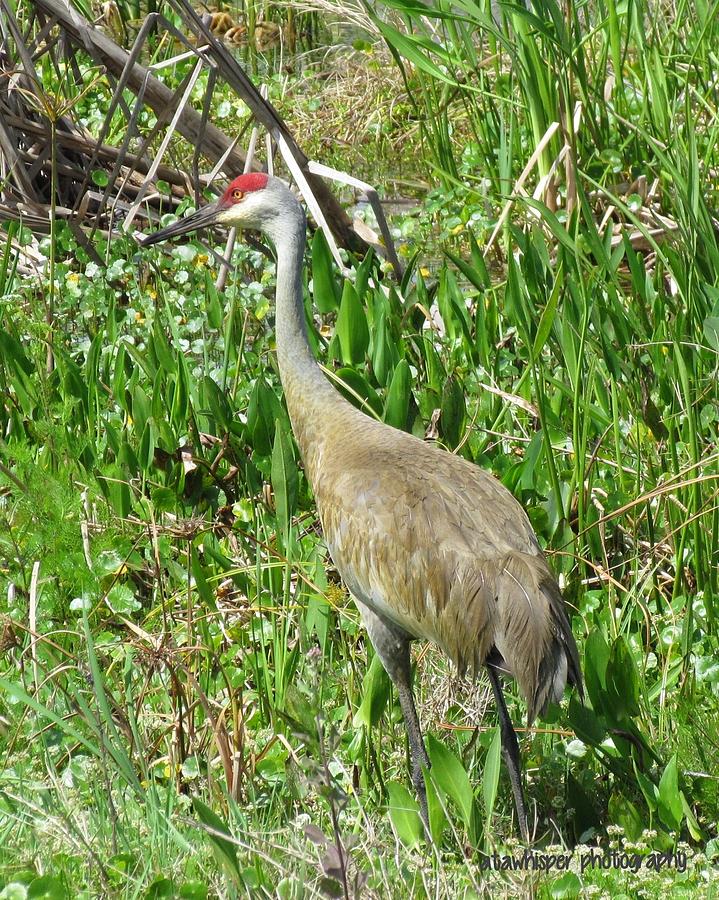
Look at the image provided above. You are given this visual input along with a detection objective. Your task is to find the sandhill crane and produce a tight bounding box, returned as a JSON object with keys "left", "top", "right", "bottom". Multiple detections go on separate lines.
{"left": 141, "top": 173, "right": 583, "bottom": 841}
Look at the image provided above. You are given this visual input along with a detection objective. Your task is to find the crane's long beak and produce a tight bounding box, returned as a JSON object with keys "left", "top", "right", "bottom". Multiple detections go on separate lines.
{"left": 138, "top": 200, "right": 223, "bottom": 246}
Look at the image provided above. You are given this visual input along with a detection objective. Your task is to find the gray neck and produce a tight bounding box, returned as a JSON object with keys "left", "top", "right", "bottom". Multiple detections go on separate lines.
{"left": 265, "top": 204, "right": 344, "bottom": 459}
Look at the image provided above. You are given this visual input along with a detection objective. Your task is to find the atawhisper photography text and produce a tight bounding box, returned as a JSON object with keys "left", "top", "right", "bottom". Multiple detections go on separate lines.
{"left": 480, "top": 849, "right": 688, "bottom": 874}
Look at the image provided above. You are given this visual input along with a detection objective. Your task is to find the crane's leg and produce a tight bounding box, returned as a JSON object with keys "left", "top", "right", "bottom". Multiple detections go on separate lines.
{"left": 486, "top": 663, "right": 530, "bottom": 843}
{"left": 357, "top": 605, "right": 431, "bottom": 830}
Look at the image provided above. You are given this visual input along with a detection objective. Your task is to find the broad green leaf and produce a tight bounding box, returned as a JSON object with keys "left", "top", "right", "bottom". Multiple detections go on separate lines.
{"left": 427, "top": 734, "right": 474, "bottom": 828}
{"left": 0, "top": 329, "right": 33, "bottom": 376}
{"left": 634, "top": 764, "right": 659, "bottom": 813}
{"left": 144, "top": 878, "right": 173, "bottom": 900}
{"left": 386, "top": 782, "right": 423, "bottom": 849}
{"left": 311, "top": 229, "right": 339, "bottom": 312}
{"left": 304, "top": 591, "right": 329, "bottom": 652}
{"left": 519, "top": 431, "right": 543, "bottom": 490}
{"left": 0, "top": 884, "right": 28, "bottom": 900}
{"left": 203, "top": 375, "right": 234, "bottom": 433}
{"left": 468, "top": 230, "right": 490, "bottom": 286}
{"left": 703, "top": 315, "right": 719, "bottom": 351}
{"left": 192, "top": 798, "right": 241, "bottom": 882}
{"left": 334, "top": 367, "right": 383, "bottom": 417}
{"left": 371, "top": 304, "right": 400, "bottom": 388}
{"left": 444, "top": 235, "right": 489, "bottom": 292}
{"left": 437, "top": 269, "right": 472, "bottom": 348}
{"left": 568, "top": 695, "right": 606, "bottom": 746}
{"left": 353, "top": 652, "right": 391, "bottom": 728}
{"left": 336, "top": 281, "right": 369, "bottom": 364}
{"left": 27, "top": 876, "right": 68, "bottom": 900}
{"left": 326, "top": 332, "right": 341, "bottom": 364}
{"left": 420, "top": 334, "right": 443, "bottom": 394}
{"left": 681, "top": 792, "right": 703, "bottom": 841}
{"left": 606, "top": 636, "right": 640, "bottom": 720}
{"left": 102, "top": 465, "right": 132, "bottom": 518}
{"left": 178, "top": 883, "right": 208, "bottom": 900}
{"left": 122, "top": 340, "right": 155, "bottom": 382}
{"left": 383, "top": 359, "right": 411, "bottom": 430}
{"left": 0, "top": 329, "right": 37, "bottom": 414}
{"left": 532, "top": 262, "right": 563, "bottom": 360}
{"left": 583, "top": 629, "right": 610, "bottom": 714}
{"left": 151, "top": 320, "right": 176, "bottom": 374}
{"left": 440, "top": 375, "right": 465, "bottom": 448}
{"left": 107, "top": 583, "right": 141, "bottom": 615}
{"left": 205, "top": 272, "right": 224, "bottom": 329}
{"left": 85, "top": 331, "right": 103, "bottom": 416}
{"left": 118, "top": 437, "right": 140, "bottom": 476}
{"left": 281, "top": 683, "right": 317, "bottom": 738}
{"left": 657, "top": 755, "right": 683, "bottom": 831}
{"left": 566, "top": 773, "right": 600, "bottom": 838}
{"left": 171, "top": 351, "right": 191, "bottom": 430}
{"left": 608, "top": 792, "right": 644, "bottom": 841}
{"left": 354, "top": 247, "right": 375, "bottom": 299}
{"left": 424, "top": 765, "right": 447, "bottom": 845}
{"left": 549, "top": 872, "right": 581, "bottom": 899}
{"left": 132, "top": 385, "right": 151, "bottom": 436}
{"left": 57, "top": 351, "right": 88, "bottom": 413}
{"left": 191, "top": 546, "right": 215, "bottom": 608}
{"left": 271, "top": 420, "right": 298, "bottom": 533}
{"left": 247, "top": 377, "right": 284, "bottom": 455}
{"left": 137, "top": 422, "right": 158, "bottom": 474}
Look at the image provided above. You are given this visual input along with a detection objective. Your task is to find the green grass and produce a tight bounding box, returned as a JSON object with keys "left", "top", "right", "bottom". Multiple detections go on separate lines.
{"left": 1, "top": 0, "right": 719, "bottom": 896}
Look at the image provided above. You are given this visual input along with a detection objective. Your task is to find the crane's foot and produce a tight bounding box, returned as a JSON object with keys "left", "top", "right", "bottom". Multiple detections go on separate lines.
{"left": 408, "top": 733, "right": 431, "bottom": 837}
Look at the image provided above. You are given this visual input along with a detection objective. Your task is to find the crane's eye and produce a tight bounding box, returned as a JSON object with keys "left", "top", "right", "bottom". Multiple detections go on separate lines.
{"left": 232, "top": 189, "right": 244, "bottom": 201}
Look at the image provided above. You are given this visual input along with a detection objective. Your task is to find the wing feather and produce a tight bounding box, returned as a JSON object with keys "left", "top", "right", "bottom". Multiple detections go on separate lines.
{"left": 309, "top": 416, "right": 581, "bottom": 718}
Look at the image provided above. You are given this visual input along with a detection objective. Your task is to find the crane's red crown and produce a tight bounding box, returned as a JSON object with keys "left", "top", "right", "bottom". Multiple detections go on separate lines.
{"left": 220, "top": 173, "right": 269, "bottom": 205}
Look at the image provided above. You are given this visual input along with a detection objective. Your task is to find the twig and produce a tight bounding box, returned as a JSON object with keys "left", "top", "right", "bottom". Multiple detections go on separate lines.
{"left": 0, "top": 459, "right": 28, "bottom": 492}
{"left": 29, "top": 560, "right": 41, "bottom": 693}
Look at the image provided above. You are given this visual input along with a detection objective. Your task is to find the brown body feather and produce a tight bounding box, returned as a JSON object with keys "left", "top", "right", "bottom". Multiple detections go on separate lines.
{"left": 285, "top": 377, "right": 582, "bottom": 722}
